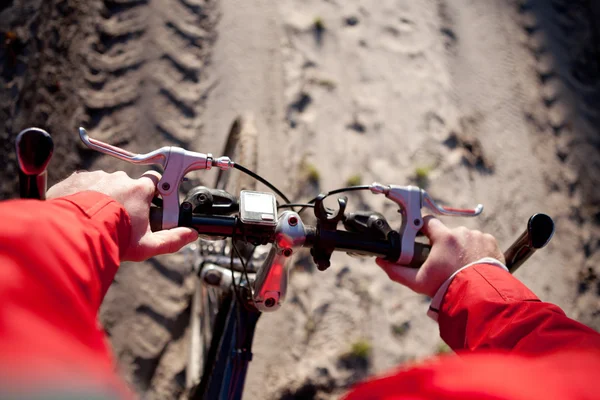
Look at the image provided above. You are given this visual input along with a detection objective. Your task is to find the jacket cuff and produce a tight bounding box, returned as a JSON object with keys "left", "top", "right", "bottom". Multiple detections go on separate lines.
{"left": 427, "top": 258, "right": 508, "bottom": 322}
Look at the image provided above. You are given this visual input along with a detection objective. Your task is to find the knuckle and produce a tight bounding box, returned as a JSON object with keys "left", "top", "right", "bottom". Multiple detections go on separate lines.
{"left": 442, "top": 233, "right": 461, "bottom": 250}
{"left": 139, "top": 179, "right": 156, "bottom": 195}
{"left": 451, "top": 227, "right": 469, "bottom": 241}
{"left": 455, "top": 226, "right": 469, "bottom": 235}
{"left": 483, "top": 233, "right": 496, "bottom": 243}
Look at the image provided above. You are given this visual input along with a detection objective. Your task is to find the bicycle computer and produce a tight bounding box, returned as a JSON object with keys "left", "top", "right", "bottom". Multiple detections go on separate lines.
{"left": 240, "top": 190, "right": 277, "bottom": 226}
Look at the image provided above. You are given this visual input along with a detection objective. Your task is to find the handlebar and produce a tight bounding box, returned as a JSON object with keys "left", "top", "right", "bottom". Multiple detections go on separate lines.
{"left": 150, "top": 206, "right": 431, "bottom": 267}
{"left": 150, "top": 204, "right": 554, "bottom": 274}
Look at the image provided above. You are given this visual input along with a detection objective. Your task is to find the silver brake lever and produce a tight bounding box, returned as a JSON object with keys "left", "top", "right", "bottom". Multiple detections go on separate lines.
{"left": 422, "top": 191, "right": 483, "bottom": 217}
{"left": 78, "top": 127, "right": 235, "bottom": 230}
{"left": 79, "top": 128, "right": 169, "bottom": 167}
{"left": 370, "top": 182, "right": 483, "bottom": 265}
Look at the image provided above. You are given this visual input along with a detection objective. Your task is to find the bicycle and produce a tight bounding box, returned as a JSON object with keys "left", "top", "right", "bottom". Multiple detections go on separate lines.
{"left": 15, "top": 123, "right": 555, "bottom": 400}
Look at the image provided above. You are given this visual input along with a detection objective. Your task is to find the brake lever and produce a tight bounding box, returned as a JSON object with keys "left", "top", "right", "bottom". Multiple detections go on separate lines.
{"left": 370, "top": 183, "right": 483, "bottom": 265}
{"left": 79, "top": 127, "right": 234, "bottom": 229}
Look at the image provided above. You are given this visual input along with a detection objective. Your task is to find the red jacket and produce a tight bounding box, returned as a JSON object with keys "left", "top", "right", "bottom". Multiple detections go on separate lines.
{"left": 0, "top": 192, "right": 599, "bottom": 399}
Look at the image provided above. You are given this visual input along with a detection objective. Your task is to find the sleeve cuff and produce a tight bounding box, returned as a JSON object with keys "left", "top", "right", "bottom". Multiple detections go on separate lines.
{"left": 427, "top": 257, "right": 508, "bottom": 322}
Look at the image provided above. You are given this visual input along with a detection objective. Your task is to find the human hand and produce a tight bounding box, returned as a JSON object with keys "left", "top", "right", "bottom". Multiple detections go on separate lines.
{"left": 47, "top": 170, "right": 198, "bottom": 262}
{"left": 376, "top": 217, "right": 505, "bottom": 297}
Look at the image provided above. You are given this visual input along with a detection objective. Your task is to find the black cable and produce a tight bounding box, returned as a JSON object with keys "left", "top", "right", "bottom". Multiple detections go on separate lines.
{"left": 278, "top": 203, "right": 315, "bottom": 209}
{"left": 234, "top": 163, "right": 292, "bottom": 204}
{"left": 230, "top": 218, "right": 243, "bottom": 305}
{"left": 298, "top": 185, "right": 372, "bottom": 214}
{"left": 231, "top": 240, "right": 254, "bottom": 299}
{"left": 306, "top": 185, "right": 371, "bottom": 203}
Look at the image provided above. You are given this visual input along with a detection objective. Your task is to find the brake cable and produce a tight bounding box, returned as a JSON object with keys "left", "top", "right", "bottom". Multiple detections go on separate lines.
{"left": 278, "top": 203, "right": 315, "bottom": 209}
{"left": 229, "top": 216, "right": 256, "bottom": 304}
{"left": 296, "top": 185, "right": 372, "bottom": 214}
{"left": 230, "top": 163, "right": 374, "bottom": 217}
{"left": 234, "top": 163, "right": 291, "bottom": 204}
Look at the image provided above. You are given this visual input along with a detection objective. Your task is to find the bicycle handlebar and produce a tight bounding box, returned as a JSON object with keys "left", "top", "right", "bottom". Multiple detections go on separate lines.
{"left": 150, "top": 207, "right": 431, "bottom": 267}
{"left": 151, "top": 204, "right": 554, "bottom": 274}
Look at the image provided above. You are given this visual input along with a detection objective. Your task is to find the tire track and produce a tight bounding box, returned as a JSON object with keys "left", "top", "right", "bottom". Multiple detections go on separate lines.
{"left": 517, "top": 0, "right": 600, "bottom": 329}
{"left": 82, "top": 0, "right": 217, "bottom": 147}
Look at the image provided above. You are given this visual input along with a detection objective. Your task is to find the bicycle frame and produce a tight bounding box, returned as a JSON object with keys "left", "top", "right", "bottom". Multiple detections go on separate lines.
{"left": 190, "top": 289, "right": 261, "bottom": 400}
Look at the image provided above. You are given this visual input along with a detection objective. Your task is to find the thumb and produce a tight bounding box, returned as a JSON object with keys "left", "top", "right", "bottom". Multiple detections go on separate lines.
{"left": 376, "top": 258, "right": 419, "bottom": 288}
{"left": 420, "top": 215, "right": 450, "bottom": 243}
{"left": 139, "top": 227, "right": 199, "bottom": 259}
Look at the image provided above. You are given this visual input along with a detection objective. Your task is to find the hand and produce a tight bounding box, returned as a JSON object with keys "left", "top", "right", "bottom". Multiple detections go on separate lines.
{"left": 47, "top": 170, "right": 198, "bottom": 262}
{"left": 376, "top": 217, "right": 505, "bottom": 297}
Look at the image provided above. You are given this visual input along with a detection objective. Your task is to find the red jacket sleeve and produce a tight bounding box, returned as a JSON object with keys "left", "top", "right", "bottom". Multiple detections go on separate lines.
{"left": 0, "top": 192, "right": 132, "bottom": 397}
{"left": 344, "top": 264, "right": 600, "bottom": 400}
{"left": 439, "top": 264, "right": 600, "bottom": 353}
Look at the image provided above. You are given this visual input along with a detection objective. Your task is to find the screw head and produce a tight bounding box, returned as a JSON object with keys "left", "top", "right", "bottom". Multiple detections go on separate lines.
{"left": 283, "top": 248, "right": 293, "bottom": 257}
{"left": 414, "top": 218, "right": 421, "bottom": 227}
{"left": 288, "top": 216, "right": 298, "bottom": 226}
{"left": 197, "top": 193, "right": 207, "bottom": 203}
{"left": 182, "top": 202, "right": 192, "bottom": 211}
{"left": 264, "top": 298, "right": 276, "bottom": 308}
{"left": 161, "top": 182, "right": 171, "bottom": 191}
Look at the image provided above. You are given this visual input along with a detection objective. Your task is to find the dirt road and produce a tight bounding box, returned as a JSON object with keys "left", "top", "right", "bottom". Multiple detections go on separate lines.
{"left": 0, "top": 0, "right": 598, "bottom": 399}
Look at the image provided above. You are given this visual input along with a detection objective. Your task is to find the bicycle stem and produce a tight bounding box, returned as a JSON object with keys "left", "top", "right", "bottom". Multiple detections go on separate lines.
{"left": 252, "top": 211, "right": 305, "bottom": 312}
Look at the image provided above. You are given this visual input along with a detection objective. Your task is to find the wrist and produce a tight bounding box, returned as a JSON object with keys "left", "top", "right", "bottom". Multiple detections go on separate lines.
{"left": 427, "top": 258, "right": 508, "bottom": 321}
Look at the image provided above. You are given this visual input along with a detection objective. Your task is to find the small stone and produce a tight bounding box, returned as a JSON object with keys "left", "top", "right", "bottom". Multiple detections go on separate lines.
{"left": 345, "top": 16, "right": 359, "bottom": 26}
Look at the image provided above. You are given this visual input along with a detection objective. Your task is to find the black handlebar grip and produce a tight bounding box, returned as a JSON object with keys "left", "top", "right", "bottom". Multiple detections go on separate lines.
{"left": 504, "top": 213, "right": 554, "bottom": 273}
{"left": 150, "top": 207, "right": 163, "bottom": 232}
{"left": 408, "top": 242, "right": 431, "bottom": 268}
{"left": 15, "top": 128, "right": 54, "bottom": 200}
{"left": 385, "top": 231, "right": 431, "bottom": 268}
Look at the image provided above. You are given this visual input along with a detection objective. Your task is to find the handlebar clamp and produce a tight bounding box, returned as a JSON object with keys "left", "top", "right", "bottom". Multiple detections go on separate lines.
{"left": 310, "top": 195, "right": 347, "bottom": 270}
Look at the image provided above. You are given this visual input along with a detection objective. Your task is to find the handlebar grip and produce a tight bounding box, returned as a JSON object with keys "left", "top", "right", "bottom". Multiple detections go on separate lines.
{"left": 150, "top": 207, "right": 163, "bottom": 232}
{"left": 408, "top": 242, "right": 431, "bottom": 268}
{"left": 15, "top": 128, "right": 54, "bottom": 200}
{"left": 504, "top": 213, "right": 554, "bottom": 273}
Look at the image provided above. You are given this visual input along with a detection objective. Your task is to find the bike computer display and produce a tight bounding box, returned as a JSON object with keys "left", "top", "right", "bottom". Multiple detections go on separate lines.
{"left": 239, "top": 190, "right": 277, "bottom": 226}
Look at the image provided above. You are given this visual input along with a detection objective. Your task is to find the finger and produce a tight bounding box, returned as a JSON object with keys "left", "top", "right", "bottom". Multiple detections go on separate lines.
{"left": 139, "top": 227, "right": 198, "bottom": 258}
{"left": 420, "top": 215, "right": 450, "bottom": 242}
{"left": 139, "top": 170, "right": 162, "bottom": 200}
{"left": 376, "top": 258, "right": 419, "bottom": 288}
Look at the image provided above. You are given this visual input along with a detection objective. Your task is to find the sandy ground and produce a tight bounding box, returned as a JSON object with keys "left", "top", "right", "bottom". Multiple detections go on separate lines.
{"left": 1, "top": 0, "right": 599, "bottom": 399}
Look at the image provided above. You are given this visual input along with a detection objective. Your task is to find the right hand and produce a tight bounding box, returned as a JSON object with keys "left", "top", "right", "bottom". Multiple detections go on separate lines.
{"left": 376, "top": 217, "right": 505, "bottom": 297}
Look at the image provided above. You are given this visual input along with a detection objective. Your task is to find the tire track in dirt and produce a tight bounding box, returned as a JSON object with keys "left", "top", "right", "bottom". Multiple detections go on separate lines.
{"left": 516, "top": 0, "right": 600, "bottom": 329}
{"left": 519, "top": 0, "right": 600, "bottom": 215}
{"left": 82, "top": 0, "right": 217, "bottom": 152}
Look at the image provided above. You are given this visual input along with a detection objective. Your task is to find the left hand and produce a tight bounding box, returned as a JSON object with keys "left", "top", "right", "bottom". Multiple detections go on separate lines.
{"left": 376, "top": 217, "right": 505, "bottom": 297}
{"left": 47, "top": 170, "right": 198, "bottom": 261}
